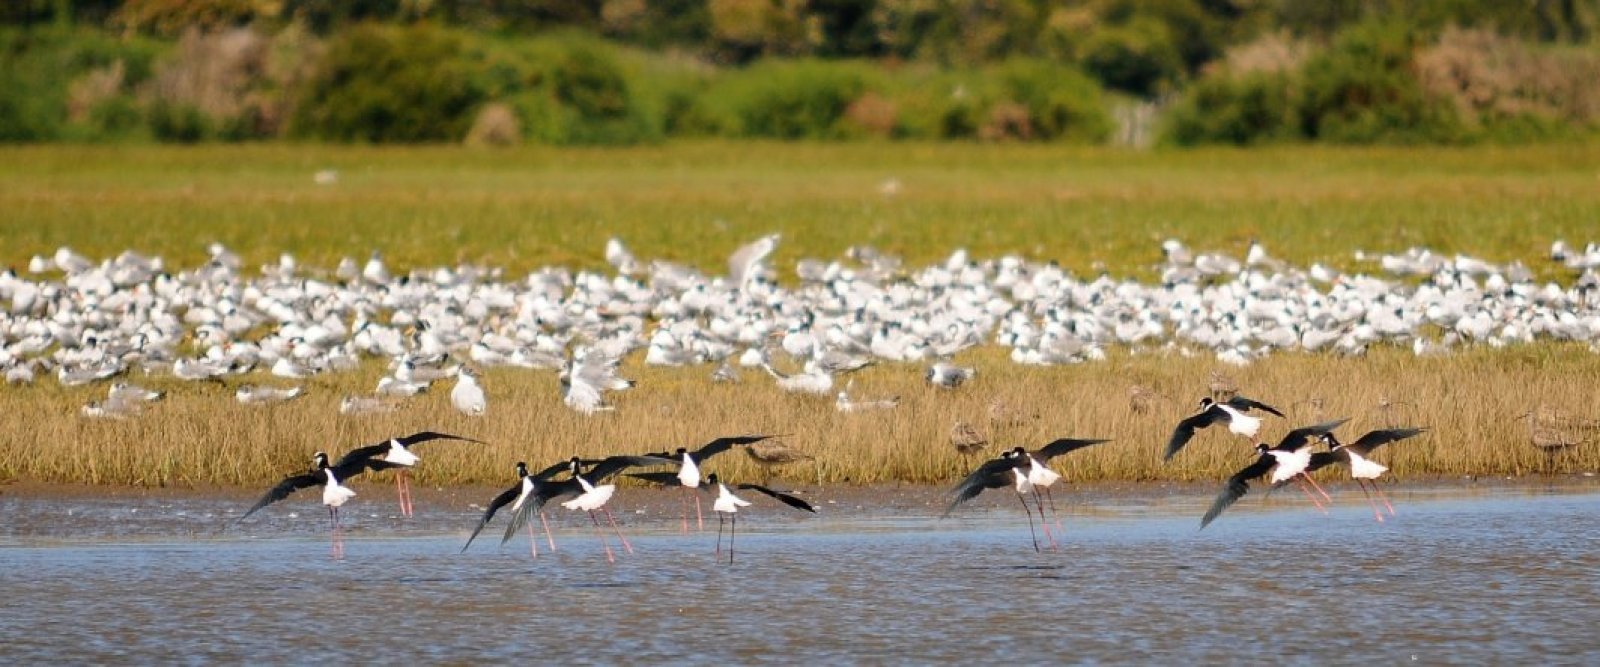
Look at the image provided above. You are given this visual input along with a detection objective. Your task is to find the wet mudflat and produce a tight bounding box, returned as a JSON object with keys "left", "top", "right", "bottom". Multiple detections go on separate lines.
{"left": 2, "top": 480, "right": 1599, "bottom": 663}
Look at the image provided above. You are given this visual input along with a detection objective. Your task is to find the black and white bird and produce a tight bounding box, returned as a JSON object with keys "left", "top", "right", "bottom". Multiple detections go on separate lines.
{"left": 1294, "top": 427, "right": 1428, "bottom": 522}
{"left": 644, "top": 434, "right": 778, "bottom": 532}
{"left": 462, "top": 458, "right": 577, "bottom": 556}
{"left": 335, "top": 431, "right": 485, "bottom": 517}
{"left": 498, "top": 454, "right": 675, "bottom": 561}
{"left": 1164, "top": 395, "right": 1285, "bottom": 461}
{"left": 632, "top": 471, "right": 816, "bottom": 564}
{"left": 234, "top": 451, "right": 399, "bottom": 558}
{"left": 1199, "top": 418, "right": 1349, "bottom": 529}
{"left": 1015, "top": 437, "right": 1112, "bottom": 545}
{"left": 944, "top": 448, "right": 1053, "bottom": 551}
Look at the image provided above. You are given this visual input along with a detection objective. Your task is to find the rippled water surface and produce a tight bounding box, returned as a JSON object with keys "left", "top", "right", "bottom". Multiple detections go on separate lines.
{"left": 4, "top": 482, "right": 1599, "bottom": 662}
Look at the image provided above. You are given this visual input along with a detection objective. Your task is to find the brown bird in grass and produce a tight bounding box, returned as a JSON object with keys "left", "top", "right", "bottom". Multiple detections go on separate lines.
{"left": 1207, "top": 370, "right": 1238, "bottom": 401}
{"left": 744, "top": 439, "right": 816, "bottom": 483}
{"left": 1516, "top": 404, "right": 1597, "bottom": 453}
{"left": 988, "top": 398, "right": 1036, "bottom": 426}
{"left": 950, "top": 420, "right": 988, "bottom": 458}
{"left": 1127, "top": 385, "right": 1166, "bottom": 415}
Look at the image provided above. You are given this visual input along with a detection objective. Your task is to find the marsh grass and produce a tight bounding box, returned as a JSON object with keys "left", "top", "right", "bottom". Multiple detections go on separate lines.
{"left": 2, "top": 346, "right": 1597, "bottom": 488}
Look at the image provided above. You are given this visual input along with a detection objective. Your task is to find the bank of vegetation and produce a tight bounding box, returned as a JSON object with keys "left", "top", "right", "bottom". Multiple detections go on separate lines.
{"left": 3, "top": 1, "right": 1599, "bottom": 146}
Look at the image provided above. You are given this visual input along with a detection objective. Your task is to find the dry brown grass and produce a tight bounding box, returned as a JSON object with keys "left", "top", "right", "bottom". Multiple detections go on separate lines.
{"left": 1416, "top": 27, "right": 1600, "bottom": 127}
{"left": 3, "top": 346, "right": 1597, "bottom": 489}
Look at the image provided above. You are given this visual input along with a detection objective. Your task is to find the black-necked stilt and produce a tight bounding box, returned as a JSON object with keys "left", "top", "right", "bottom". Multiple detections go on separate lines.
{"left": 1299, "top": 427, "right": 1428, "bottom": 522}
{"left": 1199, "top": 418, "right": 1348, "bottom": 529}
{"left": 707, "top": 473, "right": 815, "bottom": 564}
{"left": 498, "top": 454, "right": 674, "bottom": 562}
{"left": 945, "top": 449, "right": 1056, "bottom": 551}
{"left": 630, "top": 471, "right": 816, "bottom": 564}
{"left": 1017, "top": 437, "right": 1112, "bottom": 548}
{"left": 336, "top": 431, "right": 485, "bottom": 517}
{"left": 646, "top": 434, "right": 777, "bottom": 532}
{"left": 462, "top": 462, "right": 554, "bottom": 557}
{"left": 1164, "top": 395, "right": 1284, "bottom": 461}
{"left": 235, "top": 451, "right": 398, "bottom": 558}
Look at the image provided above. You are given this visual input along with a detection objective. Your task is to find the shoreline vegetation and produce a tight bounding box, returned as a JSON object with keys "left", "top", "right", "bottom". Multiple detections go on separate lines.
{"left": 3, "top": 2, "right": 1599, "bottom": 147}
{"left": 1, "top": 345, "right": 1599, "bottom": 489}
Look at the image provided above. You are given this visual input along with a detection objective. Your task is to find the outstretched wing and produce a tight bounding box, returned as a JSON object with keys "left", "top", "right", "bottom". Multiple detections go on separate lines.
{"left": 329, "top": 456, "right": 404, "bottom": 480}
{"left": 1228, "top": 395, "right": 1285, "bottom": 417}
{"left": 736, "top": 484, "right": 816, "bottom": 513}
{"left": 1347, "top": 427, "right": 1429, "bottom": 456}
{"left": 462, "top": 481, "right": 523, "bottom": 553}
{"left": 500, "top": 478, "right": 581, "bottom": 546}
{"left": 1035, "top": 437, "right": 1111, "bottom": 461}
{"left": 943, "top": 456, "right": 1021, "bottom": 517}
{"left": 235, "top": 471, "right": 322, "bottom": 524}
{"left": 691, "top": 434, "right": 779, "bottom": 462}
{"left": 582, "top": 455, "right": 677, "bottom": 483}
{"left": 626, "top": 471, "right": 688, "bottom": 488}
{"left": 1275, "top": 418, "right": 1352, "bottom": 451}
{"left": 1165, "top": 410, "right": 1224, "bottom": 461}
{"left": 1200, "top": 455, "right": 1276, "bottom": 529}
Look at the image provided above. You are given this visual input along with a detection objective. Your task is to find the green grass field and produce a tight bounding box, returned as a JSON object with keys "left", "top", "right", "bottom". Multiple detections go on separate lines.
{"left": 3, "top": 142, "right": 1598, "bottom": 279}
{"left": 2, "top": 142, "right": 1599, "bottom": 488}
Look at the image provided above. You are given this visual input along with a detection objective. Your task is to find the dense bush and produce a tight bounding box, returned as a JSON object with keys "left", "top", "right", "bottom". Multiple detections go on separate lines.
{"left": 0, "top": 28, "right": 163, "bottom": 141}
{"left": 1079, "top": 17, "right": 1184, "bottom": 96}
{"left": 1165, "top": 71, "right": 1299, "bottom": 145}
{"left": 290, "top": 23, "right": 482, "bottom": 142}
{"left": 1297, "top": 22, "right": 1464, "bottom": 143}
{"left": 704, "top": 59, "right": 878, "bottom": 138}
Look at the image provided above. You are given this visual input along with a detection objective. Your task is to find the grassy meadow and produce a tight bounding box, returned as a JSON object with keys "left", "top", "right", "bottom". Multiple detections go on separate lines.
{"left": 2, "top": 142, "right": 1599, "bottom": 488}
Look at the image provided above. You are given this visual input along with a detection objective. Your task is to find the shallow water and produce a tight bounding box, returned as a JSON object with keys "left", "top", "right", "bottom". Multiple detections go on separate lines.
{"left": 4, "top": 482, "right": 1600, "bottom": 662}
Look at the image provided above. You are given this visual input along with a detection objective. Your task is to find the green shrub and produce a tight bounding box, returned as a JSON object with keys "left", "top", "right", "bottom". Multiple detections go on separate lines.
{"left": 1165, "top": 70, "right": 1300, "bottom": 145}
{"left": 706, "top": 59, "right": 879, "bottom": 139}
{"left": 0, "top": 28, "right": 164, "bottom": 142}
{"left": 1080, "top": 17, "right": 1185, "bottom": 97}
{"left": 147, "top": 100, "right": 212, "bottom": 142}
{"left": 291, "top": 23, "right": 482, "bottom": 142}
{"left": 1297, "top": 21, "right": 1464, "bottom": 143}
{"left": 991, "top": 60, "right": 1113, "bottom": 142}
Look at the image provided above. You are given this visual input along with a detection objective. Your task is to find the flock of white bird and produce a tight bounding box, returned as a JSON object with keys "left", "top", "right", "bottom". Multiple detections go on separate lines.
{"left": 3, "top": 235, "right": 1599, "bottom": 420}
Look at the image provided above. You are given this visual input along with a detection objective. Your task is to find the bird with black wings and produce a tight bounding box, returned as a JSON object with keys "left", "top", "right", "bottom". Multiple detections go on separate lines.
{"left": 1165, "top": 395, "right": 1285, "bottom": 461}
{"left": 1199, "top": 418, "right": 1349, "bottom": 530}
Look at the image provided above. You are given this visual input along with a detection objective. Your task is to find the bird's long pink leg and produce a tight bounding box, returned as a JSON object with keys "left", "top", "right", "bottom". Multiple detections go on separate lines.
{"left": 395, "top": 473, "right": 406, "bottom": 516}
{"left": 526, "top": 519, "right": 540, "bottom": 557}
{"left": 1355, "top": 480, "right": 1385, "bottom": 523}
{"left": 679, "top": 488, "right": 690, "bottom": 534}
{"left": 694, "top": 494, "right": 705, "bottom": 532}
{"left": 329, "top": 507, "right": 345, "bottom": 560}
{"left": 1371, "top": 481, "right": 1397, "bottom": 516}
{"left": 603, "top": 507, "right": 633, "bottom": 554}
{"left": 1016, "top": 493, "right": 1041, "bottom": 553}
{"left": 1294, "top": 477, "right": 1328, "bottom": 513}
{"left": 539, "top": 511, "right": 557, "bottom": 551}
{"left": 1034, "top": 491, "right": 1059, "bottom": 552}
{"left": 1302, "top": 473, "right": 1333, "bottom": 502}
{"left": 1045, "top": 486, "right": 1065, "bottom": 534}
{"left": 588, "top": 511, "right": 615, "bottom": 564}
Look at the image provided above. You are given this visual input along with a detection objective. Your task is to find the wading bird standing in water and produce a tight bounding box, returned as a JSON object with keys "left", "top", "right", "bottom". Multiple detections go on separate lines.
{"left": 1293, "top": 427, "right": 1428, "bottom": 522}
{"left": 235, "top": 451, "right": 399, "bottom": 559}
{"left": 334, "top": 431, "right": 485, "bottom": 517}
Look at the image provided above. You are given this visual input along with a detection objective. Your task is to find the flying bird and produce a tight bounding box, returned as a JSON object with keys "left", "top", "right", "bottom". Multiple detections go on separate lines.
{"left": 1164, "top": 395, "right": 1285, "bottom": 461}
{"left": 1199, "top": 418, "right": 1349, "bottom": 529}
